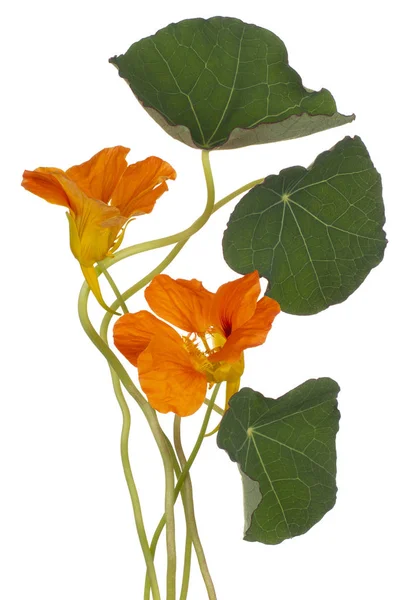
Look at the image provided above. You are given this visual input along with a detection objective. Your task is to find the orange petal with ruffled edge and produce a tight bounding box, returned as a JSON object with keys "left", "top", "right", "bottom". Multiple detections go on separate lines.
{"left": 145, "top": 275, "right": 214, "bottom": 334}
{"left": 137, "top": 330, "right": 207, "bottom": 416}
{"left": 212, "top": 271, "right": 261, "bottom": 338}
{"left": 210, "top": 296, "right": 280, "bottom": 363}
{"left": 111, "top": 156, "right": 177, "bottom": 218}
{"left": 66, "top": 146, "right": 130, "bottom": 203}
{"left": 21, "top": 168, "right": 71, "bottom": 207}
{"left": 113, "top": 310, "right": 177, "bottom": 366}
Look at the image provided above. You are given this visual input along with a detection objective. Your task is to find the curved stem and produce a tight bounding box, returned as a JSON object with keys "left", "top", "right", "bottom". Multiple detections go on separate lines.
{"left": 76, "top": 154, "right": 259, "bottom": 598}
{"left": 204, "top": 397, "right": 224, "bottom": 416}
{"left": 179, "top": 533, "right": 192, "bottom": 600}
{"left": 147, "top": 384, "right": 221, "bottom": 553}
{"left": 79, "top": 150, "right": 221, "bottom": 599}
{"left": 100, "top": 150, "right": 215, "bottom": 269}
{"left": 143, "top": 385, "right": 220, "bottom": 599}
{"left": 91, "top": 272, "right": 157, "bottom": 589}
{"left": 110, "top": 370, "right": 161, "bottom": 600}
{"left": 201, "top": 150, "right": 215, "bottom": 210}
{"left": 88, "top": 150, "right": 215, "bottom": 600}
{"left": 78, "top": 284, "right": 176, "bottom": 600}
{"left": 211, "top": 178, "right": 263, "bottom": 213}
{"left": 162, "top": 436, "right": 192, "bottom": 600}
{"left": 97, "top": 262, "right": 129, "bottom": 314}
{"left": 99, "top": 163, "right": 254, "bottom": 271}
{"left": 100, "top": 241, "right": 186, "bottom": 341}
{"left": 99, "top": 150, "right": 215, "bottom": 340}
{"left": 162, "top": 437, "right": 192, "bottom": 600}
{"left": 173, "top": 400, "right": 219, "bottom": 600}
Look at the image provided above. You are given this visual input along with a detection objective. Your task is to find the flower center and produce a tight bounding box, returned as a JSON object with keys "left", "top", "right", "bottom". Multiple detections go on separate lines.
{"left": 182, "top": 334, "right": 244, "bottom": 385}
{"left": 182, "top": 336, "right": 215, "bottom": 378}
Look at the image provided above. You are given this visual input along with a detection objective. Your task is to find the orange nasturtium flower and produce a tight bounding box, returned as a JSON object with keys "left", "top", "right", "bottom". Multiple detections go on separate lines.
{"left": 113, "top": 271, "right": 280, "bottom": 417}
{"left": 21, "top": 146, "right": 176, "bottom": 310}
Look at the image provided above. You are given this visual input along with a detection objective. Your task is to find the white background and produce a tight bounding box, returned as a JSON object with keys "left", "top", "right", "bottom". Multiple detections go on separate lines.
{"left": 1, "top": 1, "right": 399, "bottom": 598}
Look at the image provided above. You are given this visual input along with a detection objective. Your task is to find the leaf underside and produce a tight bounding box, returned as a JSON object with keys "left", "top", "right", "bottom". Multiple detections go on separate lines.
{"left": 110, "top": 17, "right": 354, "bottom": 150}
{"left": 223, "top": 135, "right": 387, "bottom": 315}
{"left": 217, "top": 378, "right": 340, "bottom": 545}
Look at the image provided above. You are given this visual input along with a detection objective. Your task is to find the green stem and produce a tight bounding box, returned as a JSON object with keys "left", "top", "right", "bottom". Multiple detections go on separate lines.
{"left": 80, "top": 150, "right": 234, "bottom": 599}
{"left": 163, "top": 437, "right": 192, "bottom": 600}
{"left": 100, "top": 242, "right": 186, "bottom": 342}
{"left": 99, "top": 165, "right": 252, "bottom": 270}
{"left": 97, "top": 262, "right": 130, "bottom": 314}
{"left": 204, "top": 397, "right": 224, "bottom": 416}
{"left": 162, "top": 436, "right": 192, "bottom": 600}
{"left": 201, "top": 150, "right": 215, "bottom": 211}
{"left": 99, "top": 150, "right": 215, "bottom": 341}
{"left": 110, "top": 370, "right": 161, "bottom": 600}
{"left": 143, "top": 385, "right": 220, "bottom": 600}
{"left": 88, "top": 150, "right": 215, "bottom": 599}
{"left": 100, "top": 150, "right": 216, "bottom": 270}
{"left": 173, "top": 402, "right": 218, "bottom": 600}
{"left": 78, "top": 284, "right": 176, "bottom": 600}
{"left": 179, "top": 532, "right": 192, "bottom": 600}
{"left": 211, "top": 178, "right": 263, "bottom": 213}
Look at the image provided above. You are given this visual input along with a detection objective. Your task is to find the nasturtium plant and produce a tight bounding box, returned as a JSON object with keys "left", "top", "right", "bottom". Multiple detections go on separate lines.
{"left": 223, "top": 135, "right": 387, "bottom": 314}
{"left": 110, "top": 16, "right": 354, "bottom": 150}
{"left": 22, "top": 14, "right": 386, "bottom": 600}
{"left": 217, "top": 379, "right": 340, "bottom": 544}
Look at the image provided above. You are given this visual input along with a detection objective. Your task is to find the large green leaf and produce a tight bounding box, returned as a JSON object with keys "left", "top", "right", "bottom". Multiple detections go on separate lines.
{"left": 110, "top": 17, "right": 354, "bottom": 150}
{"left": 223, "top": 136, "right": 387, "bottom": 315}
{"left": 217, "top": 378, "right": 340, "bottom": 545}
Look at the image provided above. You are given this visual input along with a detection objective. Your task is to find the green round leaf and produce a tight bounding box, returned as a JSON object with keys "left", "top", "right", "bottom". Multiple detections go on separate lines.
{"left": 223, "top": 136, "right": 387, "bottom": 315}
{"left": 217, "top": 378, "right": 340, "bottom": 545}
{"left": 110, "top": 17, "right": 354, "bottom": 150}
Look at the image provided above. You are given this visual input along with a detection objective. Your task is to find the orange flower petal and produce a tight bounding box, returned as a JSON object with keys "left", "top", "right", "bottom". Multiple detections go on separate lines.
{"left": 137, "top": 332, "right": 207, "bottom": 416}
{"left": 111, "top": 156, "right": 177, "bottom": 218}
{"left": 21, "top": 168, "right": 70, "bottom": 207}
{"left": 145, "top": 275, "right": 214, "bottom": 334}
{"left": 210, "top": 296, "right": 280, "bottom": 363}
{"left": 66, "top": 146, "right": 130, "bottom": 203}
{"left": 113, "top": 310, "right": 176, "bottom": 366}
{"left": 212, "top": 271, "right": 261, "bottom": 338}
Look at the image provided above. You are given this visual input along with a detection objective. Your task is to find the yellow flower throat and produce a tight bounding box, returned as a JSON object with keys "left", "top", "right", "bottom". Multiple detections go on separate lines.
{"left": 182, "top": 334, "right": 244, "bottom": 385}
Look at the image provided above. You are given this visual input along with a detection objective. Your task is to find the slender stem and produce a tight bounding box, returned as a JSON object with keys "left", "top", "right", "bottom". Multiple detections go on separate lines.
{"left": 100, "top": 150, "right": 216, "bottom": 270}
{"left": 212, "top": 178, "right": 263, "bottom": 213}
{"left": 163, "top": 433, "right": 183, "bottom": 480}
{"left": 99, "top": 166, "right": 251, "bottom": 271}
{"left": 78, "top": 283, "right": 142, "bottom": 401}
{"left": 80, "top": 150, "right": 220, "bottom": 599}
{"left": 174, "top": 385, "right": 220, "bottom": 499}
{"left": 173, "top": 391, "right": 219, "bottom": 600}
{"left": 162, "top": 437, "right": 192, "bottom": 600}
{"left": 179, "top": 533, "right": 192, "bottom": 600}
{"left": 144, "top": 385, "right": 221, "bottom": 600}
{"left": 78, "top": 284, "right": 177, "bottom": 600}
{"left": 100, "top": 242, "right": 186, "bottom": 342}
{"left": 204, "top": 398, "right": 224, "bottom": 416}
{"left": 201, "top": 150, "right": 215, "bottom": 208}
{"left": 97, "top": 262, "right": 129, "bottom": 314}
{"left": 89, "top": 150, "right": 215, "bottom": 600}
{"left": 99, "top": 151, "right": 216, "bottom": 340}
{"left": 110, "top": 370, "right": 161, "bottom": 600}
{"left": 163, "top": 436, "right": 192, "bottom": 600}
